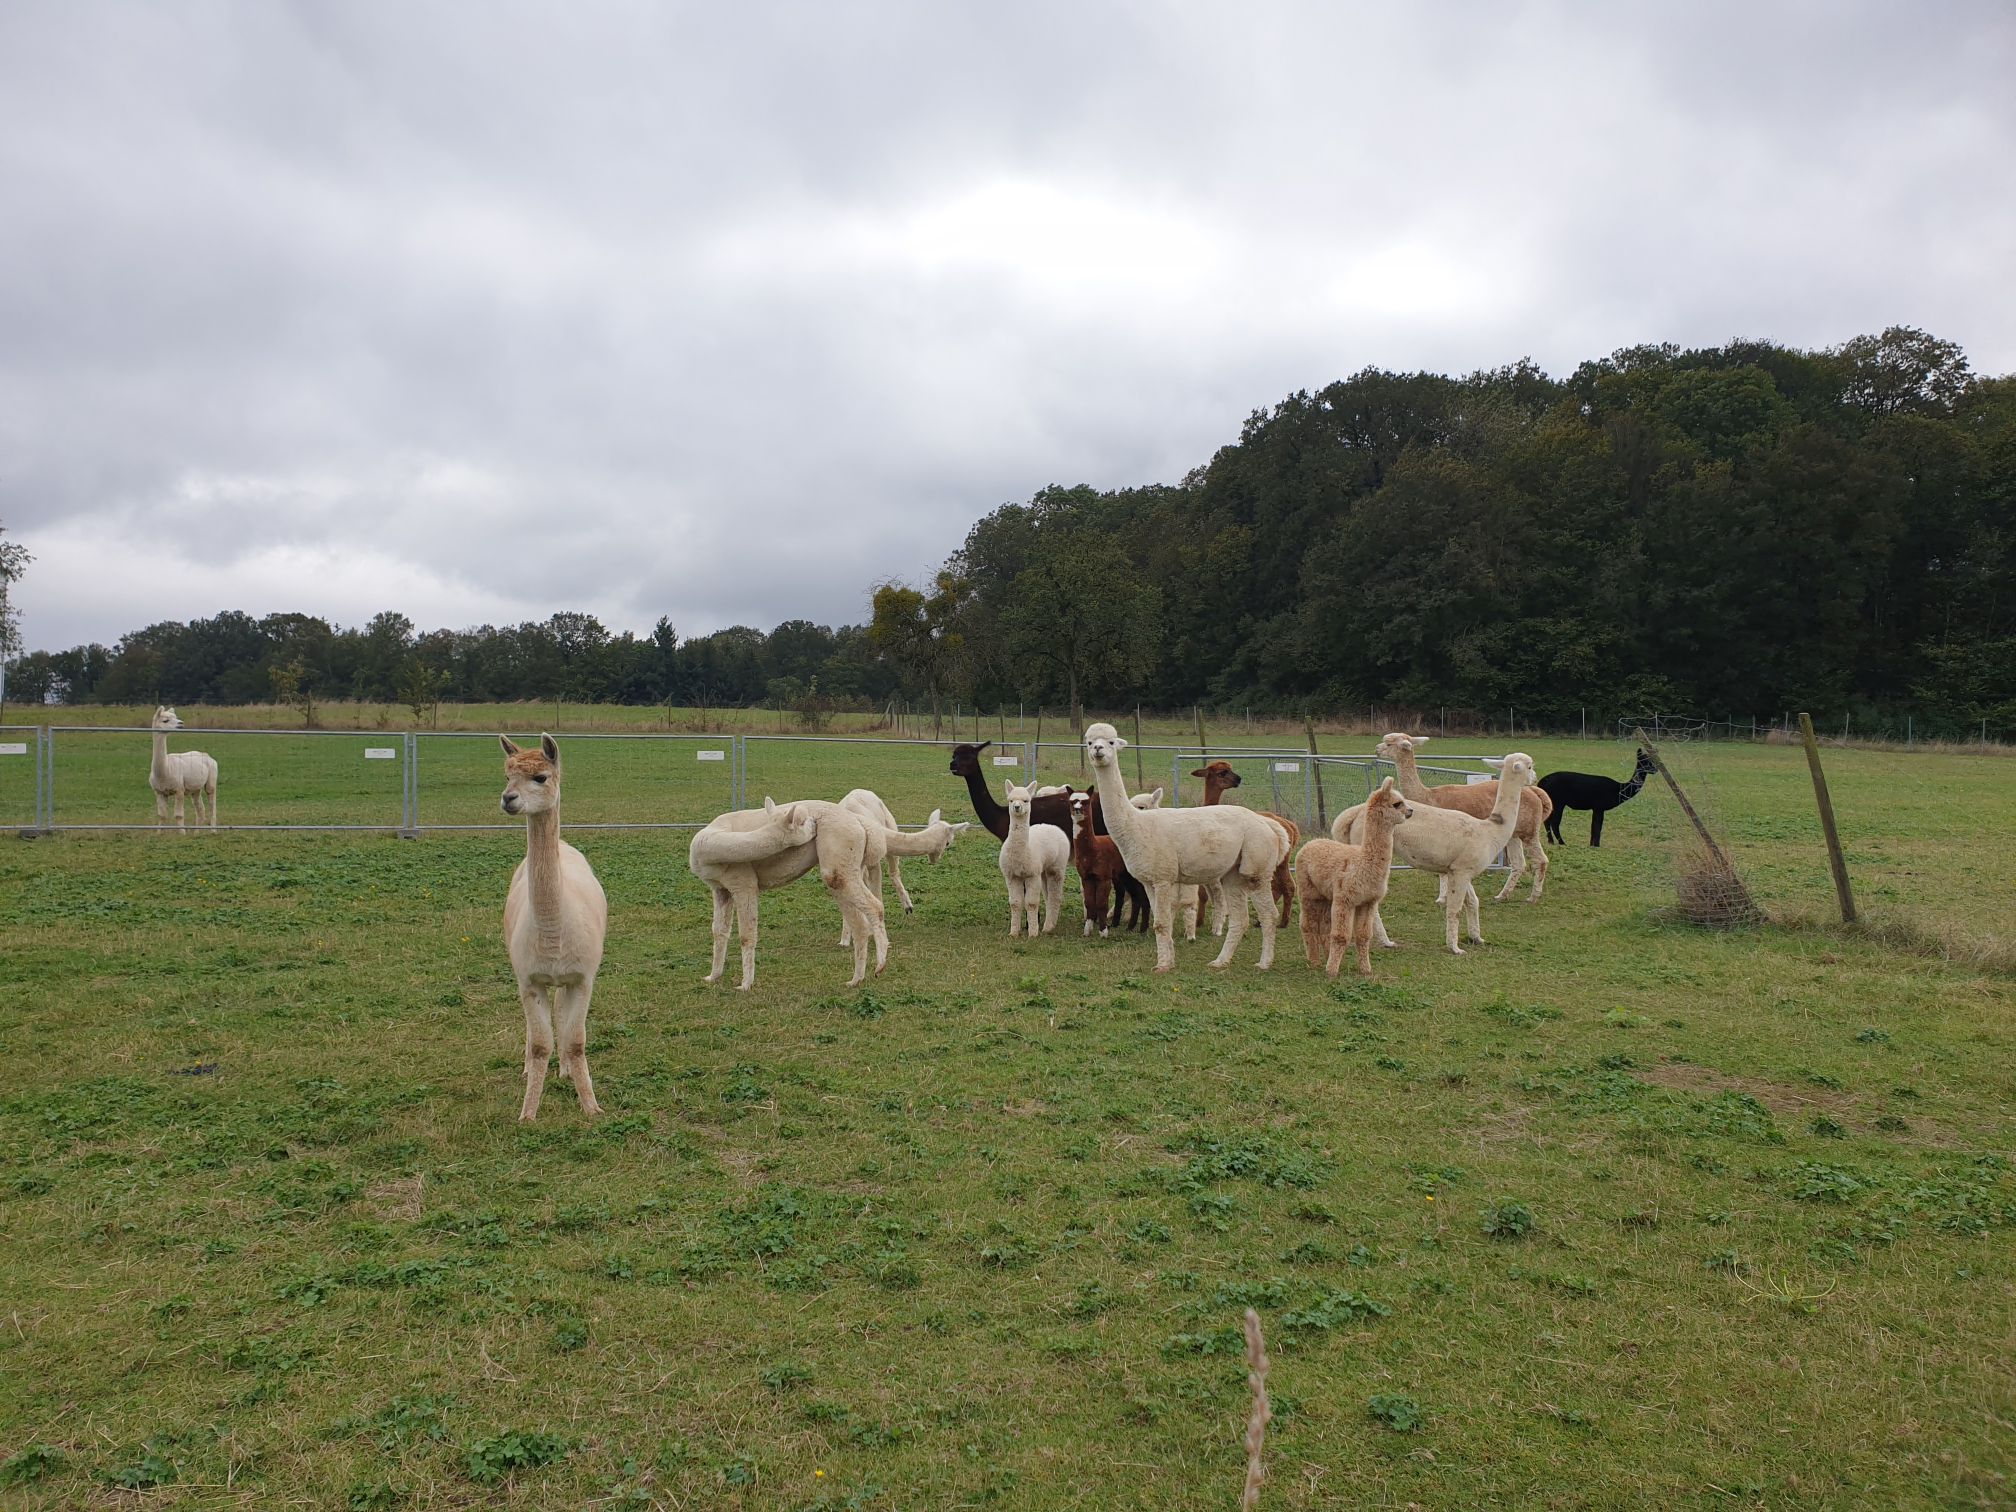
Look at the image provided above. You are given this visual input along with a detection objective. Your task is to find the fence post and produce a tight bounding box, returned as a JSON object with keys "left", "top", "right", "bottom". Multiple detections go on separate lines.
{"left": 1305, "top": 716, "right": 1327, "bottom": 831}
{"left": 1170, "top": 753, "right": 1182, "bottom": 808}
{"left": 1798, "top": 713, "right": 1856, "bottom": 925}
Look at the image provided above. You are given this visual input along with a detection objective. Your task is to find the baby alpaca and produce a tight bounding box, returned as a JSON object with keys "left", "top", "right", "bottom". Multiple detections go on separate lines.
{"left": 1000, "top": 780, "right": 1070, "bottom": 936}
{"left": 1067, "top": 789, "right": 1151, "bottom": 936}
{"left": 500, "top": 734, "right": 609, "bottom": 1121}
{"left": 1294, "top": 778, "right": 1412, "bottom": 977}
{"left": 149, "top": 706, "right": 219, "bottom": 828}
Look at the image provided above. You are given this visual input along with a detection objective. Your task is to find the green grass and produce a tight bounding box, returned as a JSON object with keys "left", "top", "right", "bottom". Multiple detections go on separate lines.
{"left": 1, "top": 739, "right": 2012, "bottom": 1508}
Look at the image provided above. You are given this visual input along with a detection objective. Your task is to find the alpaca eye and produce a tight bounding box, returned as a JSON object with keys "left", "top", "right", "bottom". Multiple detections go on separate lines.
{"left": 532, "top": 775, "right": 548, "bottom": 784}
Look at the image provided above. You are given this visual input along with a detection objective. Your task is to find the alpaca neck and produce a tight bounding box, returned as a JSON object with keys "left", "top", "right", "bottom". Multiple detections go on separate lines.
{"left": 1390, "top": 747, "right": 1434, "bottom": 802}
{"left": 1616, "top": 763, "right": 1654, "bottom": 803}
{"left": 960, "top": 766, "right": 1009, "bottom": 840}
{"left": 1088, "top": 761, "right": 1139, "bottom": 849}
{"left": 523, "top": 807, "right": 566, "bottom": 951}
{"left": 151, "top": 730, "right": 170, "bottom": 785}
{"left": 1487, "top": 774, "right": 1526, "bottom": 834}
{"left": 1348, "top": 814, "right": 1400, "bottom": 886}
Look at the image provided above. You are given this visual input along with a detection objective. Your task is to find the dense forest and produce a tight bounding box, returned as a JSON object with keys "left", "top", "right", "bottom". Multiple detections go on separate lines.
{"left": 6, "top": 328, "right": 2013, "bottom": 734}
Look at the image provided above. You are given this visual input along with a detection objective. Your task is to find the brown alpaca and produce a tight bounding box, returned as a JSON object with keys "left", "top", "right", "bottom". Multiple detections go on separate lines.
{"left": 1066, "top": 790, "right": 1149, "bottom": 937}
{"left": 1194, "top": 762, "right": 1297, "bottom": 928}
{"left": 1295, "top": 777, "right": 1412, "bottom": 978}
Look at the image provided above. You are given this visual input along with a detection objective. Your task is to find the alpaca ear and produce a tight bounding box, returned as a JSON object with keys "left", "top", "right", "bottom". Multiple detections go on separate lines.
{"left": 1190, "top": 766, "right": 1206, "bottom": 778}
{"left": 976, "top": 740, "right": 992, "bottom": 753}
{"left": 926, "top": 807, "right": 941, "bottom": 826}
{"left": 1414, "top": 735, "right": 1430, "bottom": 746}
{"left": 539, "top": 733, "right": 560, "bottom": 764}
{"left": 499, "top": 735, "right": 522, "bottom": 756}
{"left": 1113, "top": 735, "right": 1128, "bottom": 749}
{"left": 1003, "top": 778, "right": 1016, "bottom": 801}
{"left": 764, "top": 796, "right": 778, "bottom": 815}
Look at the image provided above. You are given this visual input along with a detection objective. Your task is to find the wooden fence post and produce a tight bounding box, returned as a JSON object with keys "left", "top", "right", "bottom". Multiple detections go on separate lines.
{"left": 1798, "top": 712, "right": 1857, "bottom": 925}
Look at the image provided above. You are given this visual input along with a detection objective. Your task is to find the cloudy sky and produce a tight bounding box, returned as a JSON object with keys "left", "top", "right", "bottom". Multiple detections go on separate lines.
{"left": 3, "top": 1, "right": 2012, "bottom": 653}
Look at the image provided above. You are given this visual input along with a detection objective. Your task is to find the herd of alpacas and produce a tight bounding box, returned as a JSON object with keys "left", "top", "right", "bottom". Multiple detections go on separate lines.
{"left": 460, "top": 721, "right": 1662, "bottom": 1120}
{"left": 130, "top": 707, "right": 1654, "bottom": 1120}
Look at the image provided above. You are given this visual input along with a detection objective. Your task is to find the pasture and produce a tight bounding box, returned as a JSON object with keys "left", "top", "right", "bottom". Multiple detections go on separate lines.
{"left": 0, "top": 733, "right": 2011, "bottom": 1508}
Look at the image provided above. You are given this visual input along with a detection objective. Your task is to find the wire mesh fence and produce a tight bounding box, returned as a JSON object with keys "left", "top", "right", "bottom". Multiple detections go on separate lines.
{"left": 412, "top": 732, "right": 737, "bottom": 830}
{"left": 0, "top": 727, "right": 40, "bottom": 829}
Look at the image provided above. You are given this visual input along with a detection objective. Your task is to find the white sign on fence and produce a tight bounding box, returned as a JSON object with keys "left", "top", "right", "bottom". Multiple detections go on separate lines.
{"left": 1273, "top": 762, "right": 1300, "bottom": 773}
{"left": 992, "top": 756, "right": 1020, "bottom": 767}
{"left": 1466, "top": 773, "right": 1493, "bottom": 785}
{"left": 0, "top": 742, "right": 27, "bottom": 756}
{"left": 696, "top": 750, "right": 726, "bottom": 761}
{"left": 363, "top": 748, "right": 397, "bottom": 760}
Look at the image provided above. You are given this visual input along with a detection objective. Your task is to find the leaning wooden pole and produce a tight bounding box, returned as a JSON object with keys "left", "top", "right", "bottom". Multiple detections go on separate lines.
{"left": 1305, "top": 714, "right": 1328, "bottom": 832}
{"left": 1630, "top": 727, "right": 1737, "bottom": 874}
{"left": 1798, "top": 712, "right": 1858, "bottom": 924}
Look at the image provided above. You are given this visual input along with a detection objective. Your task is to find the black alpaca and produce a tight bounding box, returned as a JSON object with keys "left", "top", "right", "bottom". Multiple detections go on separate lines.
{"left": 1537, "top": 749, "right": 1657, "bottom": 847}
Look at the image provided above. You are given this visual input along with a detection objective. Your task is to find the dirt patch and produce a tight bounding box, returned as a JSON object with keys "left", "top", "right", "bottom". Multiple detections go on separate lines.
{"left": 1635, "top": 1062, "right": 1853, "bottom": 1118}
{"left": 1000, "top": 1099, "right": 1051, "bottom": 1118}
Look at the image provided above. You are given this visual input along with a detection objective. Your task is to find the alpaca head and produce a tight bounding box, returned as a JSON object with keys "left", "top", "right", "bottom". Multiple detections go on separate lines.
{"left": 1497, "top": 753, "right": 1535, "bottom": 789}
{"left": 1191, "top": 761, "right": 1240, "bottom": 795}
{"left": 1634, "top": 748, "right": 1656, "bottom": 776}
{"left": 1365, "top": 775, "right": 1414, "bottom": 831}
{"left": 1067, "top": 789, "right": 1092, "bottom": 837}
{"left": 1003, "top": 779, "right": 1036, "bottom": 826}
{"left": 499, "top": 733, "right": 562, "bottom": 816}
{"left": 1083, "top": 722, "right": 1124, "bottom": 769}
{"left": 762, "top": 795, "right": 816, "bottom": 847}
{"left": 1373, "top": 732, "right": 1421, "bottom": 762}
{"left": 1131, "top": 786, "right": 1164, "bottom": 810}
{"left": 152, "top": 706, "right": 183, "bottom": 731}
{"left": 924, "top": 807, "right": 970, "bottom": 853}
{"left": 948, "top": 741, "right": 992, "bottom": 777}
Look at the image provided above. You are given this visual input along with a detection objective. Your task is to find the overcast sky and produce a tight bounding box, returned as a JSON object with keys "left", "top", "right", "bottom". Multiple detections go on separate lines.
{"left": 4, "top": 1, "right": 2012, "bottom": 653}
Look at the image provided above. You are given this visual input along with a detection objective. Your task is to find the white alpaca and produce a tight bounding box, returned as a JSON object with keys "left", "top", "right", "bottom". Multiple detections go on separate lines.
{"left": 1082, "top": 723, "right": 1284, "bottom": 973}
{"left": 149, "top": 707, "right": 218, "bottom": 828}
{"left": 689, "top": 798, "right": 887, "bottom": 990}
{"left": 500, "top": 735, "right": 608, "bottom": 1122}
{"left": 999, "top": 780, "right": 1070, "bottom": 936}
{"left": 1375, "top": 732, "right": 1550, "bottom": 901}
{"left": 836, "top": 789, "right": 969, "bottom": 946}
{"left": 1333, "top": 753, "right": 1538, "bottom": 955}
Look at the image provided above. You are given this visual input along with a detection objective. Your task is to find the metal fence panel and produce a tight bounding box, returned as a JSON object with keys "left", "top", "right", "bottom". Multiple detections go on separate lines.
{"left": 412, "top": 731, "right": 737, "bottom": 830}
{"left": 0, "top": 726, "right": 38, "bottom": 830}
{"left": 740, "top": 735, "right": 1000, "bottom": 828}
{"left": 47, "top": 726, "right": 408, "bottom": 830}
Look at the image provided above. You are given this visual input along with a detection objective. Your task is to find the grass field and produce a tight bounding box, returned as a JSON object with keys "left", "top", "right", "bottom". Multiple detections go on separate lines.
{"left": 1, "top": 733, "right": 2012, "bottom": 1508}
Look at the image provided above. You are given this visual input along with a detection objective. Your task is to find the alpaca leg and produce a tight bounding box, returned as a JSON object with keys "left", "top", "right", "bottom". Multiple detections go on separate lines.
{"left": 174, "top": 791, "right": 187, "bottom": 829}
{"left": 1255, "top": 875, "right": 1278, "bottom": 970}
{"left": 518, "top": 982, "right": 555, "bottom": 1122}
{"left": 733, "top": 889, "right": 761, "bottom": 990}
{"left": 1463, "top": 881, "right": 1483, "bottom": 945}
{"left": 1149, "top": 883, "right": 1177, "bottom": 972}
{"left": 1494, "top": 836, "right": 1528, "bottom": 902}
{"left": 1324, "top": 895, "right": 1351, "bottom": 978}
{"left": 1006, "top": 876, "right": 1024, "bottom": 936}
{"left": 1210, "top": 880, "right": 1251, "bottom": 969}
{"left": 1590, "top": 807, "right": 1606, "bottom": 847}
{"left": 1371, "top": 900, "right": 1398, "bottom": 947}
{"left": 1525, "top": 832, "right": 1548, "bottom": 901}
{"left": 556, "top": 978, "right": 601, "bottom": 1117}
{"left": 705, "top": 887, "right": 731, "bottom": 983}
{"left": 891, "top": 857, "right": 914, "bottom": 915}
{"left": 1043, "top": 868, "right": 1065, "bottom": 934}
{"left": 207, "top": 781, "right": 217, "bottom": 827}
{"left": 1442, "top": 875, "right": 1468, "bottom": 955}
{"left": 155, "top": 790, "right": 168, "bottom": 826}
{"left": 1180, "top": 886, "right": 1198, "bottom": 941}
{"left": 1353, "top": 902, "right": 1377, "bottom": 976}
{"left": 1299, "top": 887, "right": 1329, "bottom": 967}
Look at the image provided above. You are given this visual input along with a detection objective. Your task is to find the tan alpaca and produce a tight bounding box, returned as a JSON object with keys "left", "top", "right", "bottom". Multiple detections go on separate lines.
{"left": 688, "top": 799, "right": 889, "bottom": 990}
{"left": 149, "top": 707, "right": 218, "bottom": 828}
{"left": 1375, "top": 733, "right": 1551, "bottom": 901}
{"left": 500, "top": 734, "right": 608, "bottom": 1122}
{"left": 1295, "top": 778, "right": 1412, "bottom": 977}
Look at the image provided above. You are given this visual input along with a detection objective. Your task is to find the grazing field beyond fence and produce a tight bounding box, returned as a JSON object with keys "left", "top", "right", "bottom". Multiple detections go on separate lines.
{"left": 0, "top": 732, "right": 2010, "bottom": 1507}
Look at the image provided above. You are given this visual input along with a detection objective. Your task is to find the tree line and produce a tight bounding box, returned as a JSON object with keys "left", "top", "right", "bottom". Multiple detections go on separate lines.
{"left": 6, "top": 327, "right": 2013, "bottom": 735}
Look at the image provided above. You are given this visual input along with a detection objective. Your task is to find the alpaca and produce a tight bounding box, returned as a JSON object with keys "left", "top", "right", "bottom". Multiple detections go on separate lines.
{"left": 836, "top": 790, "right": 969, "bottom": 946}
{"left": 1083, "top": 723, "right": 1284, "bottom": 973}
{"left": 1334, "top": 754, "right": 1537, "bottom": 955}
{"left": 500, "top": 735, "right": 609, "bottom": 1121}
{"left": 148, "top": 707, "right": 218, "bottom": 828}
{"left": 1066, "top": 789, "right": 1152, "bottom": 936}
{"left": 999, "top": 780, "right": 1071, "bottom": 936}
{"left": 1374, "top": 733, "right": 1551, "bottom": 901}
{"left": 1294, "top": 778, "right": 1413, "bottom": 977}
{"left": 688, "top": 798, "right": 888, "bottom": 990}
{"left": 1193, "top": 761, "right": 1298, "bottom": 929}
{"left": 1539, "top": 749, "right": 1657, "bottom": 846}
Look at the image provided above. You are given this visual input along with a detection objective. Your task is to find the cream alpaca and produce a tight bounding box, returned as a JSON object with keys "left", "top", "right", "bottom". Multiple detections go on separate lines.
{"left": 500, "top": 735, "right": 608, "bottom": 1122}
{"left": 148, "top": 706, "right": 218, "bottom": 828}
{"left": 999, "top": 780, "right": 1070, "bottom": 936}
{"left": 1295, "top": 777, "right": 1412, "bottom": 977}
{"left": 1375, "top": 732, "right": 1551, "bottom": 901}
{"left": 688, "top": 798, "right": 889, "bottom": 990}
{"left": 1334, "top": 753, "right": 1537, "bottom": 955}
{"left": 836, "top": 789, "right": 969, "bottom": 946}
{"left": 1082, "top": 723, "right": 1284, "bottom": 973}
{"left": 1130, "top": 788, "right": 1201, "bottom": 940}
